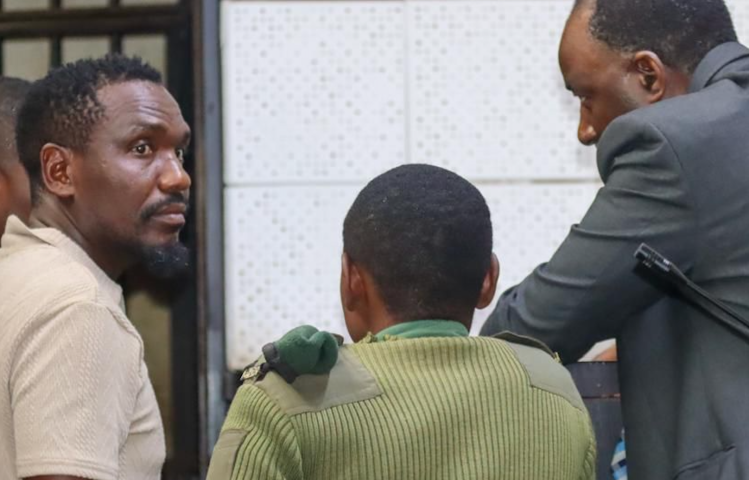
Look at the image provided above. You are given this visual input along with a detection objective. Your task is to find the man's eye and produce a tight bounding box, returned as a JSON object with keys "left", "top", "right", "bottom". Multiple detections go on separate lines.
{"left": 176, "top": 148, "right": 186, "bottom": 162}
{"left": 133, "top": 144, "right": 153, "bottom": 155}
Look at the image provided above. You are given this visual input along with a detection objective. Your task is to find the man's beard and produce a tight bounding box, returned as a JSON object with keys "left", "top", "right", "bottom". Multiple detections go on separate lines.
{"left": 131, "top": 194, "right": 191, "bottom": 278}
{"left": 137, "top": 241, "right": 191, "bottom": 278}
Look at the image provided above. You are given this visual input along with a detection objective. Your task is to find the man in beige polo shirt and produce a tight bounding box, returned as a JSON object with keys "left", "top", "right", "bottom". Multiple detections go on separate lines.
{"left": 0, "top": 55, "right": 191, "bottom": 480}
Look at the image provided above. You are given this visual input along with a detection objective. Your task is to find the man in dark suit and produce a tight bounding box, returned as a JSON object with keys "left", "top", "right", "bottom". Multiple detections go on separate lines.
{"left": 481, "top": 0, "right": 749, "bottom": 478}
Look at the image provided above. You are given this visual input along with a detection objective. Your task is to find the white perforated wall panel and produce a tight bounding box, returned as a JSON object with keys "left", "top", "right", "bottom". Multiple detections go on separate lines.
{"left": 222, "top": 0, "right": 746, "bottom": 370}
{"left": 729, "top": 1, "right": 749, "bottom": 41}
{"left": 408, "top": 1, "right": 596, "bottom": 179}
{"left": 222, "top": 2, "right": 406, "bottom": 184}
{"left": 225, "top": 186, "right": 358, "bottom": 368}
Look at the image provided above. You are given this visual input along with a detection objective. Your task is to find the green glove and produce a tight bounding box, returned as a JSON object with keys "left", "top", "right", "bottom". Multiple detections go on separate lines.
{"left": 261, "top": 325, "right": 341, "bottom": 383}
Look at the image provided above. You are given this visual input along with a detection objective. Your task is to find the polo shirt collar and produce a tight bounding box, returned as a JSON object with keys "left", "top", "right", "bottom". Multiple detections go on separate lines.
{"left": 2, "top": 215, "right": 124, "bottom": 310}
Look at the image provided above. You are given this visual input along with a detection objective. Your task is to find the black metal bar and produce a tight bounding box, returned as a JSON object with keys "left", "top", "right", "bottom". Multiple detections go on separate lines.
{"left": 167, "top": 15, "right": 201, "bottom": 477}
{"left": 51, "top": 0, "right": 62, "bottom": 69}
{"left": 193, "top": 0, "right": 226, "bottom": 475}
{"left": 52, "top": 0, "right": 62, "bottom": 68}
{"left": 50, "top": 37, "right": 61, "bottom": 68}
{"left": 110, "top": 33, "right": 122, "bottom": 54}
{"left": 0, "top": 6, "right": 186, "bottom": 38}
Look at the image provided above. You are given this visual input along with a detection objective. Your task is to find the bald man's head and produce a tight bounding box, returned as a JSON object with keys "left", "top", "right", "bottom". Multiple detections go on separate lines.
{"left": 0, "top": 77, "right": 31, "bottom": 237}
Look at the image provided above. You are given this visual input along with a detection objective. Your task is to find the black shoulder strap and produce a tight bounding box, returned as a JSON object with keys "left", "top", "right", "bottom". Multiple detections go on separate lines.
{"left": 492, "top": 331, "right": 557, "bottom": 359}
{"left": 635, "top": 243, "right": 749, "bottom": 343}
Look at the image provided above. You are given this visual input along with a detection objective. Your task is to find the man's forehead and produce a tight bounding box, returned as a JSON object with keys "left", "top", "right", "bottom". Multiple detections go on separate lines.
{"left": 561, "top": 10, "right": 620, "bottom": 75}
{"left": 95, "top": 80, "right": 188, "bottom": 133}
{"left": 561, "top": 7, "right": 594, "bottom": 50}
{"left": 97, "top": 81, "right": 182, "bottom": 119}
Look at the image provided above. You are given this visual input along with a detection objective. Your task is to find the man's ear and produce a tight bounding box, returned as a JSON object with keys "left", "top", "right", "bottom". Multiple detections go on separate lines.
{"left": 39, "top": 143, "right": 75, "bottom": 199}
{"left": 476, "top": 253, "right": 500, "bottom": 310}
{"left": 631, "top": 51, "right": 668, "bottom": 103}
{"left": 340, "top": 252, "right": 367, "bottom": 312}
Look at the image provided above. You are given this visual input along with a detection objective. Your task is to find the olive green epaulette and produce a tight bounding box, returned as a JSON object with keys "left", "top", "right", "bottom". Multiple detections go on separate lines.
{"left": 492, "top": 331, "right": 583, "bottom": 411}
{"left": 492, "top": 331, "right": 561, "bottom": 363}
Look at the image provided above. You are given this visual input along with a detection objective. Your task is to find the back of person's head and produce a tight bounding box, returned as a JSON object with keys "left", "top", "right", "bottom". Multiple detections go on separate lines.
{"left": 16, "top": 54, "right": 162, "bottom": 203}
{"left": 343, "top": 164, "right": 494, "bottom": 326}
{"left": 573, "top": 0, "right": 737, "bottom": 74}
{"left": 0, "top": 77, "right": 31, "bottom": 235}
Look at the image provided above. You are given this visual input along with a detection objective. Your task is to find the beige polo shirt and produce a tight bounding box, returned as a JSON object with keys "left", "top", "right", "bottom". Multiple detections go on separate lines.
{"left": 0, "top": 216, "right": 165, "bottom": 480}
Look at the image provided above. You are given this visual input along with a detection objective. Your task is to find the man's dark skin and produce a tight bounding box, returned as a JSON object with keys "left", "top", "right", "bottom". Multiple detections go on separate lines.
{"left": 556, "top": 1, "right": 692, "bottom": 364}
{"left": 560, "top": 2, "right": 691, "bottom": 146}
{"left": 0, "top": 118, "right": 30, "bottom": 236}
{"left": 25, "top": 80, "right": 190, "bottom": 480}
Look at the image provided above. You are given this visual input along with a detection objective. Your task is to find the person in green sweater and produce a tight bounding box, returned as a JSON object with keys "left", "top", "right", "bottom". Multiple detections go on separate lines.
{"left": 208, "top": 164, "right": 596, "bottom": 480}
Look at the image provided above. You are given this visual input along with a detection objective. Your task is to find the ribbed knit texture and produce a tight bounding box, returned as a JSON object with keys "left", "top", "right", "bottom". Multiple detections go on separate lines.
{"left": 0, "top": 217, "right": 165, "bottom": 480}
{"left": 222, "top": 336, "right": 596, "bottom": 480}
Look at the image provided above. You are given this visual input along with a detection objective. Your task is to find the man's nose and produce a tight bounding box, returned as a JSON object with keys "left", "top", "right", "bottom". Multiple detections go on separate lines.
{"left": 577, "top": 118, "right": 598, "bottom": 146}
{"left": 158, "top": 156, "right": 192, "bottom": 193}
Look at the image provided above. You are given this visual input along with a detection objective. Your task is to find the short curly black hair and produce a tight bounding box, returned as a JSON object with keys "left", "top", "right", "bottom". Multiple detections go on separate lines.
{"left": 16, "top": 54, "right": 162, "bottom": 201}
{"left": 574, "top": 0, "right": 737, "bottom": 73}
{"left": 343, "top": 164, "right": 493, "bottom": 323}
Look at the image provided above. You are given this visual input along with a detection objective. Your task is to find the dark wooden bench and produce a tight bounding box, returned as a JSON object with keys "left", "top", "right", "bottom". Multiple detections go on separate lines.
{"left": 567, "top": 362, "right": 623, "bottom": 480}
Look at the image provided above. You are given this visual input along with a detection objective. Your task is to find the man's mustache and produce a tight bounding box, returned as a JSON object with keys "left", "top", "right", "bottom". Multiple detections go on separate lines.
{"left": 140, "top": 195, "right": 190, "bottom": 221}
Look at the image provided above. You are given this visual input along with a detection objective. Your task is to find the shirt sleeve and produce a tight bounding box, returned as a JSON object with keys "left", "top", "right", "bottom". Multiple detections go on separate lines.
{"left": 580, "top": 434, "right": 597, "bottom": 480}
{"left": 10, "top": 301, "right": 141, "bottom": 480}
{"left": 207, "top": 384, "right": 303, "bottom": 480}
{"left": 481, "top": 117, "right": 700, "bottom": 362}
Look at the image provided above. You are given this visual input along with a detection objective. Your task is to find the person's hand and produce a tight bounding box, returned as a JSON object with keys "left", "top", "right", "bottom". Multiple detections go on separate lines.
{"left": 593, "top": 345, "right": 618, "bottom": 362}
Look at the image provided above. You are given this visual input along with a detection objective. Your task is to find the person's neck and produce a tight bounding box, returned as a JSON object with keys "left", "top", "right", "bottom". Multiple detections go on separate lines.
{"left": 30, "top": 196, "right": 129, "bottom": 280}
{"left": 663, "top": 68, "right": 692, "bottom": 100}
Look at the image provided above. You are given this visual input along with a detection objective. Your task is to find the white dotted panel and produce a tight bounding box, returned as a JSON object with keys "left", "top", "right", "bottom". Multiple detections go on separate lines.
{"left": 728, "top": 0, "right": 749, "bottom": 43}
{"left": 408, "top": 1, "right": 596, "bottom": 180}
{"left": 471, "top": 182, "right": 600, "bottom": 334}
{"left": 222, "top": 2, "right": 407, "bottom": 185}
{"left": 224, "top": 186, "right": 359, "bottom": 369}
{"left": 225, "top": 182, "right": 600, "bottom": 369}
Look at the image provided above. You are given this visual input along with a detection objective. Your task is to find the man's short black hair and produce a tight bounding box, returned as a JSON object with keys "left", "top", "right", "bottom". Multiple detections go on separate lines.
{"left": 343, "top": 164, "right": 493, "bottom": 323}
{"left": 16, "top": 54, "right": 162, "bottom": 201}
{"left": 574, "top": 0, "right": 737, "bottom": 73}
{"left": 0, "top": 76, "right": 30, "bottom": 169}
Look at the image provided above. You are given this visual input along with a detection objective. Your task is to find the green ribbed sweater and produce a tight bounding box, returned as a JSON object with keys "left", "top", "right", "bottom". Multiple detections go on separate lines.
{"left": 214, "top": 336, "right": 596, "bottom": 480}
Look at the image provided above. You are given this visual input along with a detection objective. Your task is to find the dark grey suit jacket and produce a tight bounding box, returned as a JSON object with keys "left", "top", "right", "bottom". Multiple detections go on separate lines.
{"left": 481, "top": 42, "right": 749, "bottom": 480}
